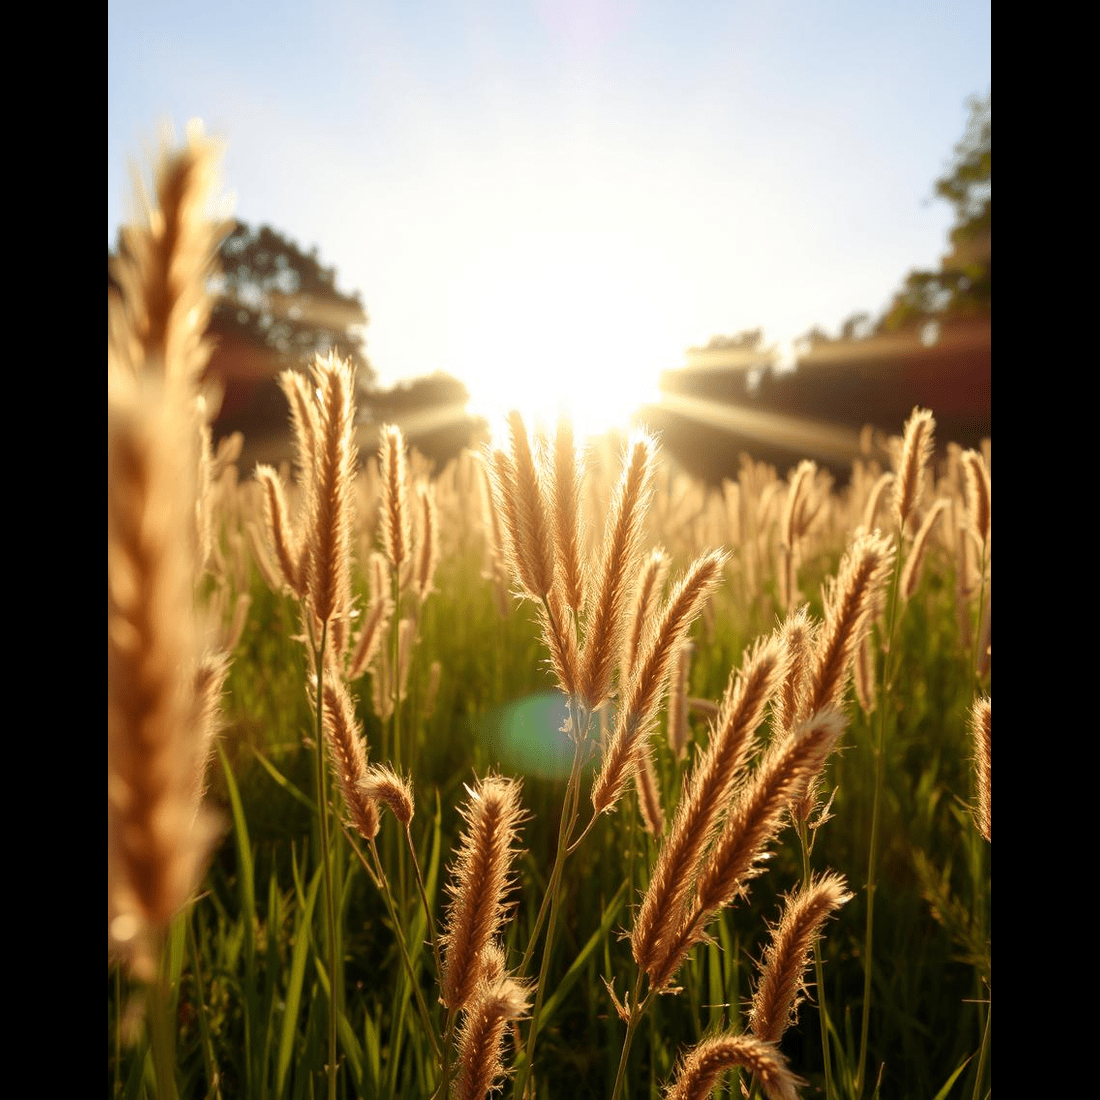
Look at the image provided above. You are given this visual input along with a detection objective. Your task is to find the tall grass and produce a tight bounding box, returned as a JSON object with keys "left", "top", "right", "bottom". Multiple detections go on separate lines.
{"left": 109, "top": 135, "right": 990, "bottom": 1100}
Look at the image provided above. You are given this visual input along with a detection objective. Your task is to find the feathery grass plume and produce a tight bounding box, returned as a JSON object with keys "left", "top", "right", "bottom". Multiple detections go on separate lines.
{"left": 649, "top": 709, "right": 845, "bottom": 991}
{"left": 321, "top": 679, "right": 380, "bottom": 841}
{"left": 622, "top": 548, "right": 670, "bottom": 690}
{"left": 772, "top": 606, "right": 817, "bottom": 739}
{"left": 109, "top": 123, "right": 222, "bottom": 387}
{"left": 749, "top": 873, "right": 853, "bottom": 1044}
{"left": 901, "top": 498, "right": 948, "bottom": 600}
{"left": 537, "top": 586, "right": 579, "bottom": 698}
{"left": 580, "top": 431, "right": 657, "bottom": 711}
{"left": 346, "top": 574, "right": 394, "bottom": 680}
{"left": 414, "top": 482, "right": 440, "bottom": 602}
{"left": 363, "top": 764, "right": 414, "bottom": 826}
{"left": 970, "top": 697, "right": 991, "bottom": 841}
{"left": 853, "top": 631, "right": 877, "bottom": 715}
{"left": 666, "top": 638, "right": 693, "bottom": 759}
{"left": 254, "top": 464, "right": 303, "bottom": 595}
{"left": 441, "top": 776, "right": 525, "bottom": 1012}
{"left": 552, "top": 417, "right": 586, "bottom": 614}
{"left": 892, "top": 407, "right": 935, "bottom": 533}
{"left": 664, "top": 1032, "right": 802, "bottom": 1100}
{"left": 451, "top": 977, "right": 530, "bottom": 1100}
{"left": 636, "top": 751, "right": 666, "bottom": 836}
{"left": 592, "top": 550, "right": 725, "bottom": 817}
{"left": 632, "top": 637, "right": 783, "bottom": 979}
{"left": 396, "top": 617, "right": 416, "bottom": 704}
{"left": 507, "top": 411, "right": 556, "bottom": 598}
{"left": 280, "top": 368, "right": 320, "bottom": 493}
{"left": 780, "top": 460, "right": 816, "bottom": 609}
{"left": 379, "top": 424, "right": 412, "bottom": 577}
{"left": 304, "top": 354, "right": 357, "bottom": 658}
{"left": 108, "top": 381, "right": 224, "bottom": 980}
{"left": 799, "top": 529, "right": 895, "bottom": 723}
{"left": 190, "top": 649, "right": 230, "bottom": 813}
{"left": 860, "top": 471, "right": 894, "bottom": 533}
{"left": 962, "top": 448, "right": 991, "bottom": 544}
{"left": 477, "top": 456, "right": 511, "bottom": 614}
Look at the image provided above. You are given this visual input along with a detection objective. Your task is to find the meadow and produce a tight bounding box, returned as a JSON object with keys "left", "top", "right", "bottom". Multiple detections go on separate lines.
{"left": 108, "top": 135, "right": 990, "bottom": 1100}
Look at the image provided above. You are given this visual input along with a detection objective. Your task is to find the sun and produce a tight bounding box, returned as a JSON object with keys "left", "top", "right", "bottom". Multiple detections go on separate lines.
{"left": 449, "top": 230, "right": 682, "bottom": 445}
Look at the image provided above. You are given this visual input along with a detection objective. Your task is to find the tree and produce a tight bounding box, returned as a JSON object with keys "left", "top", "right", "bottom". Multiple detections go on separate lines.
{"left": 209, "top": 220, "right": 372, "bottom": 379}
{"left": 880, "top": 92, "right": 991, "bottom": 331}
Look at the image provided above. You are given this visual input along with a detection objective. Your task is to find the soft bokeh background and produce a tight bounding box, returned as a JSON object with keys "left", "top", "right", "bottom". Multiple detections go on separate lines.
{"left": 108, "top": 0, "right": 990, "bottom": 465}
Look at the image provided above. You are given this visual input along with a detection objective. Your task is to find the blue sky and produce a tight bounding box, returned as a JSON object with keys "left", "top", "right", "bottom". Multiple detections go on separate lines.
{"left": 109, "top": 0, "right": 989, "bottom": 431}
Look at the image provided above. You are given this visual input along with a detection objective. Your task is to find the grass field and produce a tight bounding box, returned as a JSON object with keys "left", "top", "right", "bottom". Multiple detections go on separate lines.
{"left": 108, "top": 133, "right": 990, "bottom": 1100}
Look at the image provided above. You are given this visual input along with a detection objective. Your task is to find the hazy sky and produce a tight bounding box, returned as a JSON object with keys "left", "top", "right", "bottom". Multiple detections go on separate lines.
{"left": 108, "top": 0, "right": 989, "bottom": 433}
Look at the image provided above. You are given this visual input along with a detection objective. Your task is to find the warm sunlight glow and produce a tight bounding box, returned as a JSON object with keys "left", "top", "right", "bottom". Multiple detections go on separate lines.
{"left": 449, "top": 228, "right": 684, "bottom": 444}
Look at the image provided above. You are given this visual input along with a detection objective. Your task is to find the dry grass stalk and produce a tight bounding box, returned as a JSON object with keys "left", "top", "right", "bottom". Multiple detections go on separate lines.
{"left": 255, "top": 465, "right": 303, "bottom": 595}
{"left": 853, "top": 631, "right": 877, "bottom": 715}
{"left": 506, "top": 411, "right": 556, "bottom": 598}
{"left": 108, "top": 384, "right": 224, "bottom": 979}
{"left": 591, "top": 551, "right": 725, "bottom": 817}
{"left": 280, "top": 368, "right": 320, "bottom": 494}
{"left": 321, "top": 680, "right": 380, "bottom": 841}
{"left": 892, "top": 407, "right": 935, "bottom": 533}
{"left": 362, "top": 764, "right": 414, "bottom": 826}
{"left": 635, "top": 752, "right": 666, "bottom": 836}
{"left": 648, "top": 709, "right": 845, "bottom": 991}
{"left": 441, "top": 776, "right": 525, "bottom": 1013}
{"left": 537, "top": 587, "right": 579, "bottom": 698}
{"left": 666, "top": 638, "right": 694, "bottom": 760}
{"left": 109, "top": 125, "right": 222, "bottom": 387}
{"left": 304, "top": 354, "right": 357, "bottom": 658}
{"left": 632, "top": 637, "right": 784, "bottom": 979}
{"left": 962, "top": 449, "right": 991, "bottom": 545}
{"left": 773, "top": 606, "right": 817, "bottom": 739}
{"left": 380, "top": 424, "right": 412, "bottom": 578}
{"left": 451, "top": 977, "right": 530, "bottom": 1100}
{"left": 860, "top": 471, "right": 894, "bottom": 533}
{"left": 901, "top": 498, "right": 948, "bottom": 600}
{"left": 415, "top": 482, "right": 440, "bottom": 602}
{"left": 971, "top": 697, "right": 991, "bottom": 841}
{"left": 347, "top": 569, "right": 394, "bottom": 681}
{"left": 552, "top": 418, "right": 586, "bottom": 614}
{"left": 749, "top": 873, "right": 853, "bottom": 1044}
{"left": 623, "top": 548, "right": 670, "bottom": 690}
{"left": 664, "top": 1032, "right": 802, "bottom": 1100}
{"left": 799, "top": 530, "right": 894, "bottom": 723}
{"left": 580, "top": 432, "right": 657, "bottom": 711}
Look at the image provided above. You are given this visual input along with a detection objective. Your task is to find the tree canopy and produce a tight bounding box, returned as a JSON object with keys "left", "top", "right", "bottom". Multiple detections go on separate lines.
{"left": 880, "top": 92, "right": 991, "bottom": 331}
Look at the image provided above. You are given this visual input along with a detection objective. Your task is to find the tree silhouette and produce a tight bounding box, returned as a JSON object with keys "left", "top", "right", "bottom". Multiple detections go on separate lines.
{"left": 880, "top": 92, "right": 991, "bottom": 331}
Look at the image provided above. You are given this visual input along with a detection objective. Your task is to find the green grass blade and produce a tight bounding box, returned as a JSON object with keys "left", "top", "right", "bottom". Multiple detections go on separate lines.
{"left": 277, "top": 864, "right": 324, "bottom": 1099}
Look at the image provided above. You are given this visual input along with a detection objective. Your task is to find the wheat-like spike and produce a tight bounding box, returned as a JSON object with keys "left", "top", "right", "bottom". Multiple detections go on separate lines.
{"left": 441, "top": 776, "right": 525, "bottom": 1013}
{"left": 255, "top": 465, "right": 303, "bottom": 595}
{"left": 664, "top": 1032, "right": 803, "bottom": 1100}
{"left": 666, "top": 638, "right": 693, "bottom": 760}
{"left": 971, "top": 697, "right": 991, "bottom": 841}
{"left": 800, "top": 529, "right": 894, "bottom": 723}
{"left": 749, "top": 873, "right": 853, "bottom": 1044}
{"left": 552, "top": 417, "right": 587, "bottom": 614}
{"left": 537, "top": 586, "right": 579, "bottom": 698}
{"left": 622, "top": 548, "right": 670, "bottom": 690}
{"left": 632, "top": 637, "right": 783, "bottom": 978}
{"left": 305, "top": 354, "right": 357, "bottom": 651}
{"left": 508, "top": 411, "right": 556, "bottom": 598}
{"left": 892, "top": 407, "right": 935, "bottom": 533}
{"left": 321, "top": 679, "right": 380, "bottom": 842}
{"left": 648, "top": 710, "right": 845, "bottom": 991}
{"left": 414, "top": 482, "right": 440, "bottom": 602}
{"left": 379, "top": 424, "right": 412, "bottom": 576}
{"left": 860, "top": 471, "right": 894, "bottom": 532}
{"left": 580, "top": 431, "right": 656, "bottom": 711}
{"left": 362, "top": 764, "right": 414, "bottom": 826}
{"left": 108, "top": 380, "right": 222, "bottom": 980}
{"left": 591, "top": 550, "right": 725, "bottom": 817}
{"left": 901, "top": 498, "right": 948, "bottom": 600}
{"left": 451, "top": 977, "right": 531, "bottom": 1100}
{"left": 772, "top": 606, "right": 817, "bottom": 739}
{"left": 962, "top": 449, "right": 991, "bottom": 545}
{"left": 109, "top": 124, "right": 222, "bottom": 387}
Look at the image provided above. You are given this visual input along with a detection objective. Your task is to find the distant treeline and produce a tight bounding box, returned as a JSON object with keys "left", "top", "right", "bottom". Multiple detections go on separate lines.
{"left": 645, "top": 317, "right": 991, "bottom": 486}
